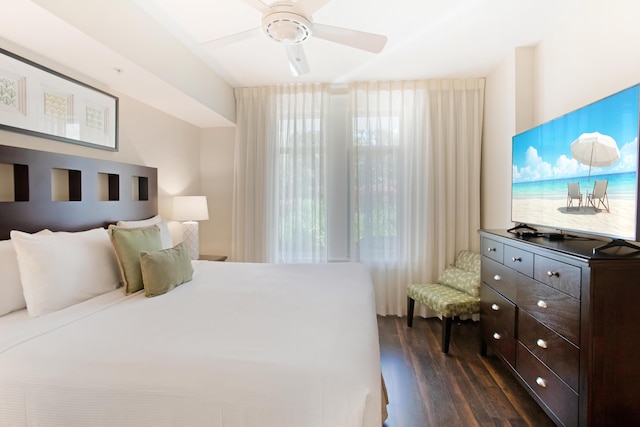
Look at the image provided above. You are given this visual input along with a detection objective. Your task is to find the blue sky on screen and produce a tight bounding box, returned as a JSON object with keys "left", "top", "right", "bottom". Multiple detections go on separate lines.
{"left": 513, "top": 85, "right": 639, "bottom": 183}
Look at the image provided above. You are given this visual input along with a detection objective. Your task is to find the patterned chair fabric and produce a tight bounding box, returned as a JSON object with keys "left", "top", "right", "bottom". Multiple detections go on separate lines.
{"left": 406, "top": 250, "right": 481, "bottom": 353}
{"left": 453, "top": 250, "right": 481, "bottom": 276}
{"left": 406, "top": 283, "right": 479, "bottom": 318}
{"left": 437, "top": 265, "right": 480, "bottom": 298}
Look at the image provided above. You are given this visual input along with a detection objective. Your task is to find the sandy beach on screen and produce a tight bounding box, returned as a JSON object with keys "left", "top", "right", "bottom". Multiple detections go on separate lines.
{"left": 512, "top": 195, "right": 636, "bottom": 238}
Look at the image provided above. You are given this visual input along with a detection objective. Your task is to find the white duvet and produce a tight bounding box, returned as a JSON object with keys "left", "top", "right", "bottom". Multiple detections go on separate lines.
{"left": 0, "top": 261, "right": 381, "bottom": 427}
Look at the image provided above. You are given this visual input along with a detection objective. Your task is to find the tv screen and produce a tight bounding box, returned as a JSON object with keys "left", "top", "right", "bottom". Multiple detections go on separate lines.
{"left": 511, "top": 84, "right": 640, "bottom": 242}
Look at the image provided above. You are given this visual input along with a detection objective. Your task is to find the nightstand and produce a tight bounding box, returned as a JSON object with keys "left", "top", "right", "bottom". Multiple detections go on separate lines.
{"left": 199, "top": 254, "right": 228, "bottom": 261}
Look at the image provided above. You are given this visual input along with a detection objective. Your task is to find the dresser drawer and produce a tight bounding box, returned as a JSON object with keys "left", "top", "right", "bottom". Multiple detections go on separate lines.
{"left": 516, "top": 343, "right": 579, "bottom": 427}
{"left": 481, "top": 258, "right": 517, "bottom": 302}
{"left": 518, "top": 310, "right": 579, "bottom": 392}
{"left": 534, "top": 255, "right": 581, "bottom": 299}
{"left": 517, "top": 276, "right": 580, "bottom": 345}
{"left": 480, "top": 283, "right": 516, "bottom": 366}
{"left": 504, "top": 244, "right": 534, "bottom": 276}
{"left": 481, "top": 236, "right": 503, "bottom": 263}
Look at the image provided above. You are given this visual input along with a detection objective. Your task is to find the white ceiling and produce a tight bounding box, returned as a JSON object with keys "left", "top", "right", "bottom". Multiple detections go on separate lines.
{"left": 138, "top": 0, "right": 576, "bottom": 87}
{"left": 1, "top": 0, "right": 580, "bottom": 128}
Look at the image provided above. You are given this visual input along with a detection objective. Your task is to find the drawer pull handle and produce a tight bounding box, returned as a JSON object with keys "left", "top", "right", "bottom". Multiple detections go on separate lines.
{"left": 491, "top": 304, "right": 500, "bottom": 311}
{"left": 512, "top": 256, "right": 522, "bottom": 262}
{"left": 536, "top": 339, "right": 548, "bottom": 349}
{"left": 487, "top": 247, "right": 496, "bottom": 252}
{"left": 547, "top": 270, "right": 559, "bottom": 277}
{"left": 493, "top": 274, "right": 501, "bottom": 281}
{"left": 535, "top": 377, "right": 547, "bottom": 388}
{"left": 537, "top": 300, "right": 548, "bottom": 309}
{"left": 492, "top": 332, "right": 501, "bottom": 340}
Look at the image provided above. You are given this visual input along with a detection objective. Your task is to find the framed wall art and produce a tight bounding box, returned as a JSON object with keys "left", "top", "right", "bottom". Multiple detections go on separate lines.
{"left": 0, "top": 47, "right": 118, "bottom": 151}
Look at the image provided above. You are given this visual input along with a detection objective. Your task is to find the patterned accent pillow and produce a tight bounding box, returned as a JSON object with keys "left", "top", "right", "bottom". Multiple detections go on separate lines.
{"left": 438, "top": 265, "right": 480, "bottom": 298}
{"left": 454, "top": 250, "right": 481, "bottom": 275}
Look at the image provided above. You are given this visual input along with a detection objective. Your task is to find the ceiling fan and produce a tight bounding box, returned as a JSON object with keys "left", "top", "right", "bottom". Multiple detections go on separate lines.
{"left": 202, "top": 0, "right": 388, "bottom": 76}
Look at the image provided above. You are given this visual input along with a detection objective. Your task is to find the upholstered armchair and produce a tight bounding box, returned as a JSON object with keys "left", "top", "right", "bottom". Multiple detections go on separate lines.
{"left": 406, "top": 250, "right": 481, "bottom": 353}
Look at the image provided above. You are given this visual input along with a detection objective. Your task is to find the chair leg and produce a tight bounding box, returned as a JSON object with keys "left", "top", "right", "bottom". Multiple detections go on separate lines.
{"left": 407, "top": 297, "right": 415, "bottom": 327}
{"left": 442, "top": 317, "right": 453, "bottom": 353}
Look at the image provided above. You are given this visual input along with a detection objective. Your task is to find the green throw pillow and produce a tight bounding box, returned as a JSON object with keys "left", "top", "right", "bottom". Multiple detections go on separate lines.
{"left": 140, "top": 242, "right": 194, "bottom": 297}
{"left": 109, "top": 224, "right": 163, "bottom": 294}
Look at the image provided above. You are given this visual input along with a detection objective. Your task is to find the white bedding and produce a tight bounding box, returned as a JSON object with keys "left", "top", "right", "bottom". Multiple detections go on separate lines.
{"left": 0, "top": 261, "right": 381, "bottom": 427}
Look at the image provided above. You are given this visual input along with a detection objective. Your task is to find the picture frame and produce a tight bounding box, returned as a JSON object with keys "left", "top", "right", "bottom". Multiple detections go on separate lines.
{"left": 0, "top": 47, "right": 118, "bottom": 151}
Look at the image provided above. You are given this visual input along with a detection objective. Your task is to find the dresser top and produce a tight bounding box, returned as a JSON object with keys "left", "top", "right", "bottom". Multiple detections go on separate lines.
{"left": 480, "top": 229, "right": 640, "bottom": 262}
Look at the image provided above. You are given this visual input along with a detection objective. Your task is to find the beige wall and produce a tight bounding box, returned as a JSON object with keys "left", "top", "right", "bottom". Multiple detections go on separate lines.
{"left": 533, "top": 0, "right": 640, "bottom": 122}
{"left": 1, "top": 92, "right": 203, "bottom": 195}
{"left": 199, "top": 127, "right": 235, "bottom": 259}
{"left": 1, "top": 93, "right": 204, "bottom": 241}
{"left": 0, "top": 39, "right": 234, "bottom": 253}
{"left": 0, "top": 40, "right": 237, "bottom": 257}
{"left": 9, "top": 0, "right": 640, "bottom": 255}
{"left": 118, "top": 96, "right": 206, "bottom": 245}
{"left": 481, "top": 0, "right": 640, "bottom": 231}
{"left": 481, "top": 50, "right": 516, "bottom": 229}
{"left": 1, "top": 93, "right": 238, "bottom": 257}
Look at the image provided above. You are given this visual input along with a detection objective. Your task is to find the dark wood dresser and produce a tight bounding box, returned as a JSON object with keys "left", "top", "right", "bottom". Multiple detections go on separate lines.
{"left": 479, "top": 229, "right": 640, "bottom": 427}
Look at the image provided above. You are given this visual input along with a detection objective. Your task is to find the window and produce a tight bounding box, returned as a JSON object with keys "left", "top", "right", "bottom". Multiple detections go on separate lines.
{"left": 352, "top": 115, "right": 403, "bottom": 261}
{"left": 275, "top": 116, "right": 327, "bottom": 263}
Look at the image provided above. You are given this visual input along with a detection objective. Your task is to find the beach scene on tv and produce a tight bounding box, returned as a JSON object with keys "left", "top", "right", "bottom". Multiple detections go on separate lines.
{"left": 512, "top": 85, "right": 639, "bottom": 240}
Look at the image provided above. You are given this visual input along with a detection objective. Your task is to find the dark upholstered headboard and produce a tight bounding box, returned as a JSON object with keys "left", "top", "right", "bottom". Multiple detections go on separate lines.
{"left": 0, "top": 145, "right": 157, "bottom": 240}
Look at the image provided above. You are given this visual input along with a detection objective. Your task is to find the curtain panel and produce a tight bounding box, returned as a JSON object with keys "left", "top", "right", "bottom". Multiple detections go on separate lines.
{"left": 232, "top": 84, "right": 330, "bottom": 263}
{"left": 349, "top": 79, "right": 485, "bottom": 315}
{"left": 232, "top": 79, "right": 485, "bottom": 316}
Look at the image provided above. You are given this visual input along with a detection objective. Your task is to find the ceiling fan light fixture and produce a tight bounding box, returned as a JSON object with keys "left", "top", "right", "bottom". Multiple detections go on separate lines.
{"left": 204, "top": 1, "right": 388, "bottom": 76}
{"left": 262, "top": 11, "right": 312, "bottom": 44}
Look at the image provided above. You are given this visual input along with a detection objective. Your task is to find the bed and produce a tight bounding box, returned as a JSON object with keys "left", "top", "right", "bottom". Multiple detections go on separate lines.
{"left": 0, "top": 145, "right": 384, "bottom": 427}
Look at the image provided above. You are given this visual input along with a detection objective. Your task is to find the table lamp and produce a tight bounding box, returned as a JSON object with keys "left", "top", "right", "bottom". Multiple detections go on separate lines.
{"left": 172, "top": 196, "right": 209, "bottom": 260}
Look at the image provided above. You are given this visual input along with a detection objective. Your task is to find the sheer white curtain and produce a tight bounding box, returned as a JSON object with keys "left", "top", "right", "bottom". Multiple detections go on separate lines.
{"left": 232, "top": 84, "right": 330, "bottom": 263}
{"left": 349, "top": 79, "right": 485, "bottom": 315}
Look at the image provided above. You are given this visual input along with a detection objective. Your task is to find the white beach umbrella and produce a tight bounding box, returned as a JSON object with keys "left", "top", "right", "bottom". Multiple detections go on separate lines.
{"left": 570, "top": 132, "right": 620, "bottom": 181}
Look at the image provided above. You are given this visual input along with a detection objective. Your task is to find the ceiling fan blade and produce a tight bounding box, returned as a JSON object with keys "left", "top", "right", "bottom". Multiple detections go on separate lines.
{"left": 238, "top": 0, "right": 272, "bottom": 14}
{"left": 201, "top": 27, "right": 263, "bottom": 49}
{"left": 312, "top": 23, "right": 387, "bottom": 53}
{"left": 294, "top": 0, "right": 332, "bottom": 16}
{"left": 285, "top": 43, "right": 310, "bottom": 76}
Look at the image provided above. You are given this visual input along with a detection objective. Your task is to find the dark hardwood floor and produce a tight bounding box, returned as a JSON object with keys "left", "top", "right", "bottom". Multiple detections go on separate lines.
{"left": 378, "top": 315, "right": 556, "bottom": 427}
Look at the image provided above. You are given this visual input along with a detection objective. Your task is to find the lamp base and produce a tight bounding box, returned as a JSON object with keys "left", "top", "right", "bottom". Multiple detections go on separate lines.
{"left": 182, "top": 221, "right": 199, "bottom": 260}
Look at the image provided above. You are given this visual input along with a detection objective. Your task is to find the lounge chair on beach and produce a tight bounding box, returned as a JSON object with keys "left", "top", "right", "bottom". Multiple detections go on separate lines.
{"left": 587, "top": 179, "right": 610, "bottom": 212}
{"left": 567, "top": 182, "right": 583, "bottom": 210}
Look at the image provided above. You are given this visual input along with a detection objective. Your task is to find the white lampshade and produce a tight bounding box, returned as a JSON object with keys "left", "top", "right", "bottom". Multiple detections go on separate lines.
{"left": 173, "top": 196, "right": 209, "bottom": 260}
{"left": 172, "top": 196, "right": 209, "bottom": 221}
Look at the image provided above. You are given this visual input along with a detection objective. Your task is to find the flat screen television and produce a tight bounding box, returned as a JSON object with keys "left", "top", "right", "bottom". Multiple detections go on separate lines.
{"left": 511, "top": 84, "right": 640, "bottom": 244}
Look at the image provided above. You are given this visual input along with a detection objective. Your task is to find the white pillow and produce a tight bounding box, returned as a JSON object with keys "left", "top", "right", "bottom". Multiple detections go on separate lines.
{"left": 10, "top": 228, "right": 121, "bottom": 317}
{"left": 0, "top": 239, "right": 26, "bottom": 316}
{"left": 0, "top": 230, "right": 53, "bottom": 316}
{"left": 117, "top": 215, "right": 173, "bottom": 249}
